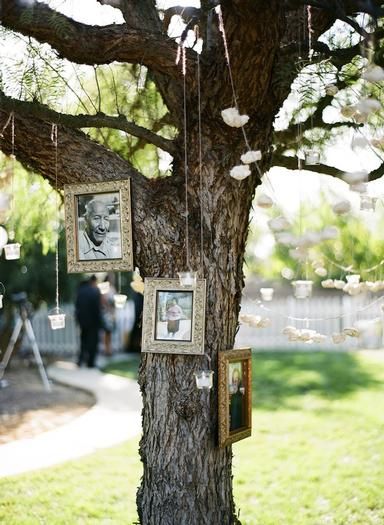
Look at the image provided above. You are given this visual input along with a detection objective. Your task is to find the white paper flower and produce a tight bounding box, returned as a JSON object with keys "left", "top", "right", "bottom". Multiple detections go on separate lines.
{"left": 230, "top": 164, "right": 251, "bottom": 181}
{"left": 334, "top": 280, "right": 345, "bottom": 290}
{"left": 256, "top": 193, "right": 273, "bottom": 208}
{"left": 268, "top": 216, "right": 290, "bottom": 232}
{"left": 282, "top": 326, "right": 297, "bottom": 336}
{"left": 275, "top": 232, "right": 296, "bottom": 246}
{"left": 332, "top": 200, "right": 351, "bottom": 215}
{"left": 321, "top": 226, "right": 339, "bottom": 241}
{"left": 325, "top": 84, "right": 339, "bottom": 96}
{"left": 298, "top": 231, "right": 322, "bottom": 247}
{"left": 349, "top": 182, "right": 367, "bottom": 194}
{"left": 340, "top": 105, "right": 356, "bottom": 118}
{"left": 343, "top": 327, "right": 360, "bottom": 338}
{"left": 221, "top": 107, "right": 249, "bottom": 128}
{"left": 321, "top": 279, "right": 335, "bottom": 289}
{"left": 332, "top": 333, "right": 346, "bottom": 344}
{"left": 343, "top": 171, "right": 367, "bottom": 185}
{"left": 315, "top": 267, "right": 327, "bottom": 277}
{"left": 241, "top": 150, "right": 262, "bottom": 164}
{"left": 356, "top": 98, "right": 381, "bottom": 115}
{"left": 362, "top": 65, "right": 384, "bottom": 82}
{"left": 130, "top": 273, "right": 144, "bottom": 294}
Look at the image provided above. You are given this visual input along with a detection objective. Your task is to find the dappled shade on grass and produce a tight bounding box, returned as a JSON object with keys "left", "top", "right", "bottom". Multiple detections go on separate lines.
{"left": 252, "top": 350, "right": 382, "bottom": 410}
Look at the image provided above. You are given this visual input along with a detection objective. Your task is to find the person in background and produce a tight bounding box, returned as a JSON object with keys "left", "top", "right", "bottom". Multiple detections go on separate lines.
{"left": 75, "top": 275, "right": 103, "bottom": 368}
{"left": 101, "top": 273, "right": 116, "bottom": 357}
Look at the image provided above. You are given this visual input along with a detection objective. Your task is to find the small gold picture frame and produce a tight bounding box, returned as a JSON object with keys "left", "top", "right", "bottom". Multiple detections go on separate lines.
{"left": 218, "top": 348, "right": 252, "bottom": 447}
{"left": 141, "top": 278, "right": 206, "bottom": 355}
{"left": 64, "top": 179, "right": 133, "bottom": 273}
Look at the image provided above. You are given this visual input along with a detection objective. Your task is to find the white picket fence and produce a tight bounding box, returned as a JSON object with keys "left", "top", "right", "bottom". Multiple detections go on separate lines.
{"left": 26, "top": 294, "right": 384, "bottom": 356}
{"left": 235, "top": 293, "right": 384, "bottom": 350}
{"left": 30, "top": 302, "right": 135, "bottom": 356}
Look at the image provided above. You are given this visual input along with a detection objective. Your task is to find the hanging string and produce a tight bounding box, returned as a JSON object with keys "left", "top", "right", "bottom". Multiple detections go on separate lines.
{"left": 51, "top": 124, "right": 60, "bottom": 313}
{"left": 322, "top": 253, "right": 384, "bottom": 275}
{"left": 195, "top": 26, "right": 204, "bottom": 276}
{"left": 181, "top": 45, "right": 190, "bottom": 270}
{"left": 245, "top": 294, "right": 384, "bottom": 323}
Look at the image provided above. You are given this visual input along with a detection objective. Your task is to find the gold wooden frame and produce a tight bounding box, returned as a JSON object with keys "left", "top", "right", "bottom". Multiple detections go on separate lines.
{"left": 64, "top": 179, "right": 133, "bottom": 273}
{"left": 218, "top": 348, "right": 252, "bottom": 447}
{"left": 141, "top": 278, "right": 206, "bottom": 355}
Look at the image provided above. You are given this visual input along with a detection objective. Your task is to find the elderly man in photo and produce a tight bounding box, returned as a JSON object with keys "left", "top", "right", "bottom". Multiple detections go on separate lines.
{"left": 78, "top": 198, "right": 120, "bottom": 260}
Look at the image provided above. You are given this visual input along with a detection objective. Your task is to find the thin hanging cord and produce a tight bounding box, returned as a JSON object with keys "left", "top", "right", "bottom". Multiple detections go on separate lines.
{"left": 196, "top": 27, "right": 204, "bottom": 276}
{"left": 51, "top": 124, "right": 60, "bottom": 312}
{"left": 182, "top": 45, "right": 190, "bottom": 270}
{"left": 9, "top": 113, "right": 15, "bottom": 240}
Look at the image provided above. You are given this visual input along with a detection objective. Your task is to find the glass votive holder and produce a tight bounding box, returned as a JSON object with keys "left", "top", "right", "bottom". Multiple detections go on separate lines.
{"left": 194, "top": 370, "right": 214, "bottom": 390}
{"left": 48, "top": 309, "right": 66, "bottom": 330}
{"left": 114, "top": 293, "right": 127, "bottom": 308}
{"left": 360, "top": 195, "right": 377, "bottom": 211}
{"left": 260, "top": 287, "right": 274, "bottom": 301}
{"left": 292, "top": 280, "right": 313, "bottom": 299}
{"left": 305, "top": 150, "right": 320, "bottom": 165}
{"left": 4, "top": 243, "right": 21, "bottom": 260}
{"left": 178, "top": 271, "right": 197, "bottom": 287}
{"left": 346, "top": 274, "right": 360, "bottom": 285}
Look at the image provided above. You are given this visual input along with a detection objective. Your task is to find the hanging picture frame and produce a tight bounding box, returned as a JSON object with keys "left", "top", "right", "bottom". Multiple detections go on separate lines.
{"left": 64, "top": 179, "right": 133, "bottom": 273}
{"left": 218, "top": 348, "right": 252, "bottom": 447}
{"left": 141, "top": 278, "right": 206, "bottom": 355}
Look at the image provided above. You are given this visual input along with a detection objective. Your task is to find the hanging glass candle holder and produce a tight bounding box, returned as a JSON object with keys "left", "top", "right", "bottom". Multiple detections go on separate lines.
{"left": 114, "top": 293, "right": 127, "bottom": 308}
{"left": 0, "top": 227, "right": 8, "bottom": 250}
{"left": 260, "top": 287, "right": 274, "bottom": 301}
{"left": 360, "top": 195, "right": 377, "bottom": 211}
{"left": 48, "top": 307, "right": 66, "bottom": 330}
{"left": 178, "top": 271, "right": 197, "bottom": 287}
{"left": 305, "top": 150, "right": 320, "bottom": 165}
{"left": 292, "top": 280, "right": 313, "bottom": 299}
{"left": 194, "top": 370, "right": 214, "bottom": 390}
{"left": 4, "top": 242, "right": 21, "bottom": 260}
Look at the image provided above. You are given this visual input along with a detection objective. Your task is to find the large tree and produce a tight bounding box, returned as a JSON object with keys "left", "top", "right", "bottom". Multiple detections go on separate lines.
{"left": 1, "top": 1, "right": 383, "bottom": 523}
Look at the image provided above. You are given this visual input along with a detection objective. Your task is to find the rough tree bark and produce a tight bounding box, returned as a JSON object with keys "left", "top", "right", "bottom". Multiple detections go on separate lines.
{"left": 0, "top": 0, "right": 358, "bottom": 523}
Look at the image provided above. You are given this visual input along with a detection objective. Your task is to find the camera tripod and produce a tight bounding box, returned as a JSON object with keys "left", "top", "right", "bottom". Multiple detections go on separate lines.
{"left": 0, "top": 301, "right": 51, "bottom": 392}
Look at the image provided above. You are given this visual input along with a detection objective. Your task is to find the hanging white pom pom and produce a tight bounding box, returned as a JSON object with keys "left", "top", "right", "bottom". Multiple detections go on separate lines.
{"left": 314, "top": 267, "right": 327, "bottom": 277}
{"left": 230, "top": 164, "right": 251, "bottom": 180}
{"left": 221, "top": 107, "right": 249, "bottom": 128}
{"left": 332, "top": 200, "right": 351, "bottom": 215}
{"left": 241, "top": 150, "right": 262, "bottom": 164}
{"left": 268, "top": 216, "right": 290, "bottom": 232}
{"left": 343, "top": 171, "right": 367, "bottom": 184}
{"left": 325, "top": 84, "right": 339, "bottom": 96}
{"left": 355, "top": 98, "right": 381, "bottom": 116}
{"left": 256, "top": 193, "right": 273, "bottom": 208}
{"left": 362, "top": 65, "right": 384, "bottom": 82}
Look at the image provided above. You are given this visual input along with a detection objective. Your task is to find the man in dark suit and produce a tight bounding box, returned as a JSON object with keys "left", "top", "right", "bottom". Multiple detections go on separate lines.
{"left": 75, "top": 275, "right": 103, "bottom": 368}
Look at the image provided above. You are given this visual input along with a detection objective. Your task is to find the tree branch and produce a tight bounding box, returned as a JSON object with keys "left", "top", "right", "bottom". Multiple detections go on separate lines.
{"left": 0, "top": 0, "right": 182, "bottom": 78}
{"left": 272, "top": 153, "right": 346, "bottom": 177}
{"left": 0, "top": 92, "right": 177, "bottom": 157}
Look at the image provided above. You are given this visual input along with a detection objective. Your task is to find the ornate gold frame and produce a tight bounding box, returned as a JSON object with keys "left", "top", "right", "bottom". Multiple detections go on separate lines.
{"left": 218, "top": 348, "right": 252, "bottom": 447}
{"left": 141, "top": 278, "right": 206, "bottom": 355}
{"left": 64, "top": 179, "right": 133, "bottom": 273}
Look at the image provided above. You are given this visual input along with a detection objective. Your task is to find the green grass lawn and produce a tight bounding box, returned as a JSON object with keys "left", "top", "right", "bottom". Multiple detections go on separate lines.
{"left": 1, "top": 350, "right": 384, "bottom": 524}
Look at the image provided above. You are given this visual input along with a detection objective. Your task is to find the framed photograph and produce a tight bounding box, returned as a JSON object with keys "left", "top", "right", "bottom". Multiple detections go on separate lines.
{"left": 64, "top": 179, "right": 133, "bottom": 273}
{"left": 142, "top": 278, "right": 206, "bottom": 355}
{"left": 218, "top": 348, "right": 252, "bottom": 447}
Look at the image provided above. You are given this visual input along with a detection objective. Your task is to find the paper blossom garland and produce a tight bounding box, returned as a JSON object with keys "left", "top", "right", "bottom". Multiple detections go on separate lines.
{"left": 239, "top": 313, "right": 271, "bottom": 328}
{"left": 241, "top": 150, "right": 262, "bottom": 164}
{"left": 230, "top": 165, "right": 251, "bottom": 180}
{"left": 282, "top": 326, "right": 327, "bottom": 344}
{"left": 221, "top": 107, "right": 249, "bottom": 128}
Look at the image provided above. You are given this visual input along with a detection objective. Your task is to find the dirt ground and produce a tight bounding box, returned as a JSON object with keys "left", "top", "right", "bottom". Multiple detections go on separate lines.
{"left": 0, "top": 357, "right": 95, "bottom": 445}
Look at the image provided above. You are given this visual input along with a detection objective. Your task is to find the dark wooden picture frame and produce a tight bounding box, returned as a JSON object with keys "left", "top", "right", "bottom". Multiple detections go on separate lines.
{"left": 218, "top": 348, "right": 252, "bottom": 447}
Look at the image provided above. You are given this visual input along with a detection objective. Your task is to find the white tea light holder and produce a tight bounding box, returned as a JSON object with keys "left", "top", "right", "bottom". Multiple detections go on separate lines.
{"left": 305, "top": 150, "right": 320, "bottom": 165}
{"left": 292, "top": 280, "right": 313, "bottom": 299}
{"left": 48, "top": 308, "right": 66, "bottom": 330}
{"left": 178, "top": 271, "right": 197, "bottom": 287}
{"left": 4, "top": 243, "right": 21, "bottom": 260}
{"left": 260, "top": 287, "right": 274, "bottom": 301}
{"left": 114, "top": 293, "right": 127, "bottom": 308}
{"left": 194, "top": 370, "right": 214, "bottom": 390}
{"left": 360, "top": 195, "right": 377, "bottom": 211}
